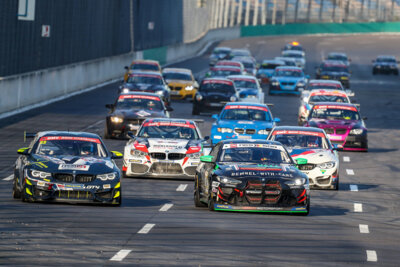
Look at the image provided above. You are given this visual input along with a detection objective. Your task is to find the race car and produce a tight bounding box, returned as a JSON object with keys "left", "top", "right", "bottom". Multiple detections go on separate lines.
{"left": 326, "top": 52, "right": 351, "bottom": 67}
{"left": 281, "top": 50, "right": 306, "bottom": 69}
{"left": 315, "top": 61, "right": 350, "bottom": 88}
{"left": 209, "top": 47, "right": 231, "bottom": 66}
{"left": 372, "top": 55, "right": 399, "bottom": 75}
{"left": 192, "top": 78, "right": 239, "bottom": 115}
{"left": 121, "top": 71, "right": 171, "bottom": 106}
{"left": 13, "top": 131, "right": 123, "bottom": 205}
{"left": 123, "top": 118, "right": 208, "bottom": 178}
{"left": 194, "top": 139, "right": 310, "bottom": 214}
{"left": 105, "top": 92, "right": 171, "bottom": 139}
{"left": 269, "top": 66, "right": 309, "bottom": 95}
{"left": 124, "top": 60, "right": 161, "bottom": 82}
{"left": 298, "top": 89, "right": 352, "bottom": 125}
{"left": 205, "top": 66, "right": 243, "bottom": 78}
{"left": 215, "top": 60, "right": 245, "bottom": 73}
{"left": 304, "top": 79, "right": 354, "bottom": 96}
{"left": 304, "top": 103, "right": 368, "bottom": 151}
{"left": 256, "top": 59, "right": 285, "bottom": 84}
{"left": 210, "top": 102, "right": 280, "bottom": 145}
{"left": 227, "top": 75, "right": 264, "bottom": 103}
{"left": 268, "top": 126, "right": 340, "bottom": 190}
{"left": 231, "top": 56, "right": 257, "bottom": 76}
{"left": 282, "top": 41, "right": 305, "bottom": 55}
{"left": 229, "top": 48, "right": 252, "bottom": 59}
{"left": 162, "top": 68, "right": 198, "bottom": 100}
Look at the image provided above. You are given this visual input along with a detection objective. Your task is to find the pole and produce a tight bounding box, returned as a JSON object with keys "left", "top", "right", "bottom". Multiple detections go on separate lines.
{"left": 307, "top": 0, "right": 312, "bottom": 23}
{"left": 229, "top": 0, "right": 236, "bottom": 26}
{"left": 282, "top": 0, "right": 288, "bottom": 24}
{"left": 332, "top": 0, "right": 337, "bottom": 22}
{"left": 253, "top": 0, "right": 259, "bottom": 25}
{"left": 223, "top": 0, "right": 229, "bottom": 27}
{"left": 261, "top": 0, "right": 266, "bottom": 25}
{"left": 245, "top": 0, "right": 251, "bottom": 26}
{"left": 237, "top": 0, "right": 243, "bottom": 25}
{"left": 294, "top": 0, "right": 300, "bottom": 22}
{"left": 391, "top": 0, "right": 395, "bottom": 21}
{"left": 319, "top": 0, "right": 324, "bottom": 22}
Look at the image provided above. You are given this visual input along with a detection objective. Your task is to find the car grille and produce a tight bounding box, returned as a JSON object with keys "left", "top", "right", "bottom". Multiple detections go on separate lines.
{"left": 54, "top": 173, "right": 73, "bottom": 183}
{"left": 184, "top": 166, "right": 197, "bottom": 176}
{"left": 245, "top": 181, "right": 263, "bottom": 204}
{"left": 131, "top": 163, "right": 149, "bottom": 173}
{"left": 264, "top": 180, "right": 282, "bottom": 204}
{"left": 57, "top": 190, "right": 92, "bottom": 199}
{"left": 281, "top": 82, "right": 295, "bottom": 86}
{"left": 75, "top": 174, "right": 95, "bottom": 183}
{"left": 168, "top": 153, "right": 185, "bottom": 160}
{"left": 324, "top": 128, "right": 334, "bottom": 134}
{"left": 150, "top": 163, "right": 183, "bottom": 174}
{"left": 298, "top": 164, "right": 316, "bottom": 171}
{"left": 150, "top": 153, "right": 166, "bottom": 160}
{"left": 170, "top": 86, "right": 182, "bottom": 91}
{"left": 336, "top": 129, "right": 347, "bottom": 135}
{"left": 234, "top": 128, "right": 245, "bottom": 134}
{"left": 245, "top": 129, "right": 256, "bottom": 134}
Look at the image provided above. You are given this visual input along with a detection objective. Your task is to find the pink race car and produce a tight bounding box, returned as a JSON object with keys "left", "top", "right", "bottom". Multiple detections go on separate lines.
{"left": 304, "top": 102, "right": 368, "bottom": 151}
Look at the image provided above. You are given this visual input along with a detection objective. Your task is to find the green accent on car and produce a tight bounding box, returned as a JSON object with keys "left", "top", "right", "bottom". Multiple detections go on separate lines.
{"left": 111, "top": 151, "right": 123, "bottom": 157}
{"left": 214, "top": 164, "right": 219, "bottom": 170}
{"left": 321, "top": 169, "right": 326, "bottom": 174}
{"left": 200, "top": 155, "right": 214, "bottom": 163}
{"left": 295, "top": 158, "right": 308, "bottom": 165}
{"left": 17, "top": 147, "right": 29, "bottom": 154}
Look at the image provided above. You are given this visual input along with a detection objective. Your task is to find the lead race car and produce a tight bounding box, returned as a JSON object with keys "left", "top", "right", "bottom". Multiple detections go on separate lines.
{"left": 13, "top": 131, "right": 123, "bottom": 205}
{"left": 123, "top": 118, "right": 209, "bottom": 178}
{"left": 268, "top": 126, "right": 340, "bottom": 190}
{"left": 194, "top": 140, "right": 310, "bottom": 214}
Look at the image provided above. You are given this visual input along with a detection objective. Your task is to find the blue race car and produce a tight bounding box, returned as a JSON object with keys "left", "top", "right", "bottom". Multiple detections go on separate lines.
{"left": 269, "top": 66, "right": 309, "bottom": 95}
{"left": 210, "top": 102, "right": 280, "bottom": 145}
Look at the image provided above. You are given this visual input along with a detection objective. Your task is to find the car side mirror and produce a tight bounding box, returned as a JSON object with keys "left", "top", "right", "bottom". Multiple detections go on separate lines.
{"left": 110, "top": 151, "right": 123, "bottom": 159}
{"left": 105, "top": 104, "right": 114, "bottom": 109}
{"left": 166, "top": 106, "right": 174, "bottom": 112}
{"left": 211, "top": 114, "right": 219, "bottom": 120}
{"left": 200, "top": 155, "right": 214, "bottom": 163}
{"left": 273, "top": 117, "right": 281, "bottom": 123}
{"left": 127, "top": 131, "right": 136, "bottom": 139}
{"left": 17, "top": 147, "right": 30, "bottom": 155}
{"left": 124, "top": 66, "right": 129, "bottom": 70}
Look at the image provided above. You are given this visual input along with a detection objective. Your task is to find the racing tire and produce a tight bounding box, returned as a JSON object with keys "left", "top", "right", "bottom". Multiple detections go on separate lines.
{"left": 208, "top": 194, "right": 215, "bottom": 211}
{"left": 334, "top": 176, "right": 339, "bottom": 191}
{"left": 194, "top": 179, "right": 206, "bottom": 207}
{"left": 192, "top": 106, "right": 200, "bottom": 115}
{"left": 12, "top": 179, "right": 21, "bottom": 199}
{"left": 104, "top": 126, "right": 111, "bottom": 139}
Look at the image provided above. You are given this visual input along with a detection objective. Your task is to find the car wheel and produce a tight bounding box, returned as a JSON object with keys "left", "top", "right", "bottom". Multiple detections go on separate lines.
{"left": 192, "top": 106, "right": 200, "bottom": 115}
{"left": 194, "top": 178, "right": 206, "bottom": 207}
{"left": 208, "top": 193, "right": 215, "bottom": 211}
{"left": 104, "top": 126, "right": 111, "bottom": 139}
{"left": 334, "top": 176, "right": 339, "bottom": 191}
{"left": 12, "top": 179, "right": 21, "bottom": 199}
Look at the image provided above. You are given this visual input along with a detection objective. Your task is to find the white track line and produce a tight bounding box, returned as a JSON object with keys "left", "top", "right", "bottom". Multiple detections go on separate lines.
{"left": 176, "top": 184, "right": 188, "bottom": 192}
{"left": 159, "top": 203, "right": 173, "bottom": 212}
{"left": 110, "top": 249, "right": 132, "bottom": 261}
{"left": 2, "top": 175, "right": 13, "bottom": 181}
{"left": 354, "top": 203, "right": 363, "bottom": 212}
{"left": 346, "top": 169, "right": 355, "bottom": 175}
{"left": 350, "top": 185, "right": 358, "bottom": 192}
{"left": 366, "top": 250, "right": 377, "bottom": 262}
{"left": 359, "top": 224, "right": 369, "bottom": 234}
{"left": 343, "top": 156, "right": 350, "bottom": 162}
{"left": 137, "top": 223, "right": 155, "bottom": 234}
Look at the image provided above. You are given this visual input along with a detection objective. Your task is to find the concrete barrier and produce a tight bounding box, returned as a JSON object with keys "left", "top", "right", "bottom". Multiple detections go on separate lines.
{"left": 0, "top": 27, "right": 240, "bottom": 118}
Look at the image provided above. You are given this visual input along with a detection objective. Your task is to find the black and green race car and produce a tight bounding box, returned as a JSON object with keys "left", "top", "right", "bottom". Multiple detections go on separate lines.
{"left": 13, "top": 131, "right": 123, "bottom": 205}
{"left": 194, "top": 140, "right": 310, "bottom": 215}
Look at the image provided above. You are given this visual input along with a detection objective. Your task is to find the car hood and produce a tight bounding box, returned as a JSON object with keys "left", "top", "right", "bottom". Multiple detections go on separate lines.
{"left": 112, "top": 109, "right": 165, "bottom": 119}
{"left": 29, "top": 154, "right": 116, "bottom": 174}
{"left": 216, "top": 119, "right": 274, "bottom": 129}
{"left": 274, "top": 77, "right": 303, "bottom": 83}
{"left": 201, "top": 91, "right": 234, "bottom": 98}
{"left": 309, "top": 118, "right": 362, "bottom": 129}
{"left": 124, "top": 83, "right": 165, "bottom": 92}
{"left": 166, "top": 80, "right": 193, "bottom": 86}
{"left": 288, "top": 148, "right": 336, "bottom": 164}
{"left": 214, "top": 164, "right": 305, "bottom": 180}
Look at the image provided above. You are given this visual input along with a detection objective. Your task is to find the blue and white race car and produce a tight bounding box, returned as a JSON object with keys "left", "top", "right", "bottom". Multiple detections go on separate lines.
{"left": 269, "top": 66, "right": 309, "bottom": 95}
{"left": 256, "top": 59, "right": 285, "bottom": 84}
{"left": 227, "top": 75, "right": 264, "bottom": 103}
{"left": 210, "top": 102, "right": 280, "bottom": 145}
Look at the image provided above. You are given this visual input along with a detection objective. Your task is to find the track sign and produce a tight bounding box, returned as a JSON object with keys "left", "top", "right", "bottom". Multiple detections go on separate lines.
{"left": 18, "top": 0, "right": 36, "bottom": 21}
{"left": 148, "top": 22, "right": 154, "bottom": 30}
{"left": 42, "top": 25, "right": 50, "bottom": 37}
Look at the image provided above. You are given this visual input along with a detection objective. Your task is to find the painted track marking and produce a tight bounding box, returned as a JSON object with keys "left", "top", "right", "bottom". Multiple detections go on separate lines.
{"left": 350, "top": 185, "right": 358, "bottom": 191}
{"left": 2, "top": 175, "right": 13, "bottom": 181}
{"left": 359, "top": 224, "right": 369, "bottom": 234}
{"left": 138, "top": 223, "right": 155, "bottom": 234}
{"left": 343, "top": 156, "right": 350, "bottom": 162}
{"left": 176, "top": 184, "right": 188, "bottom": 191}
{"left": 110, "top": 250, "right": 132, "bottom": 261}
{"left": 354, "top": 203, "right": 363, "bottom": 212}
{"left": 159, "top": 203, "right": 173, "bottom": 212}
{"left": 366, "top": 250, "right": 377, "bottom": 262}
{"left": 346, "top": 169, "right": 354, "bottom": 175}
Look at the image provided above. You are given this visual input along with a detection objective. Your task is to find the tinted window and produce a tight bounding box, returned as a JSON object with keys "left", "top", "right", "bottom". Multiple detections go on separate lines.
{"left": 163, "top": 73, "right": 192, "bottom": 81}
{"left": 221, "top": 109, "right": 270, "bottom": 121}
{"left": 127, "top": 76, "right": 163, "bottom": 85}
{"left": 200, "top": 82, "right": 236, "bottom": 93}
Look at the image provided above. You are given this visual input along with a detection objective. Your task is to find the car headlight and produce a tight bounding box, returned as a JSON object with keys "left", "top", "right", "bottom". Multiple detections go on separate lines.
{"left": 216, "top": 176, "right": 242, "bottom": 185}
{"left": 29, "top": 170, "right": 51, "bottom": 179}
{"left": 350, "top": 128, "right": 364, "bottom": 135}
{"left": 285, "top": 178, "right": 306, "bottom": 186}
{"left": 185, "top": 85, "right": 194, "bottom": 91}
{"left": 188, "top": 152, "right": 201, "bottom": 159}
{"left": 318, "top": 161, "right": 336, "bottom": 169}
{"left": 271, "top": 80, "right": 279, "bottom": 86}
{"left": 257, "top": 129, "right": 270, "bottom": 135}
{"left": 122, "top": 88, "right": 130, "bottom": 93}
{"left": 155, "top": 90, "right": 164, "bottom": 96}
{"left": 131, "top": 149, "right": 148, "bottom": 157}
{"left": 195, "top": 94, "right": 203, "bottom": 101}
{"left": 217, "top": 127, "right": 233, "bottom": 133}
{"left": 341, "top": 76, "right": 349, "bottom": 80}
{"left": 97, "top": 172, "right": 117, "bottom": 181}
{"left": 230, "top": 96, "right": 237, "bottom": 102}
{"left": 111, "top": 116, "right": 123, "bottom": 123}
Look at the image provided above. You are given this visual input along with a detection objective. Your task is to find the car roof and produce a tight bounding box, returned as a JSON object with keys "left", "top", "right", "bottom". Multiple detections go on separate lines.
{"left": 211, "top": 66, "right": 242, "bottom": 70}
{"left": 37, "top": 131, "right": 101, "bottom": 139}
{"left": 309, "top": 89, "right": 348, "bottom": 95}
{"left": 263, "top": 59, "right": 285, "bottom": 64}
{"left": 162, "top": 68, "right": 192, "bottom": 74}
{"left": 220, "top": 139, "right": 282, "bottom": 146}
{"left": 311, "top": 102, "right": 357, "bottom": 108}
{"left": 119, "top": 91, "right": 161, "bottom": 97}
{"left": 282, "top": 50, "right": 303, "bottom": 55}
{"left": 131, "top": 60, "right": 160, "bottom": 65}
{"left": 272, "top": 126, "right": 325, "bottom": 133}
{"left": 214, "top": 47, "right": 231, "bottom": 51}
{"left": 203, "top": 77, "right": 233, "bottom": 82}
{"left": 377, "top": 55, "right": 396, "bottom": 59}
{"left": 128, "top": 71, "right": 163, "bottom": 77}
{"left": 328, "top": 52, "right": 347, "bottom": 57}
{"left": 309, "top": 79, "right": 342, "bottom": 84}
{"left": 274, "top": 57, "right": 296, "bottom": 62}
{"left": 275, "top": 66, "right": 303, "bottom": 71}
{"left": 143, "top": 118, "right": 197, "bottom": 125}
{"left": 322, "top": 60, "right": 347, "bottom": 67}
{"left": 225, "top": 102, "right": 267, "bottom": 108}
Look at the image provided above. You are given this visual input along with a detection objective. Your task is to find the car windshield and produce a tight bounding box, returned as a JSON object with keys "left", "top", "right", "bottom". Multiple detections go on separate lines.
{"left": 232, "top": 80, "right": 258, "bottom": 89}
{"left": 210, "top": 69, "right": 241, "bottom": 77}
{"left": 232, "top": 51, "right": 250, "bottom": 57}
{"left": 163, "top": 72, "right": 192, "bottom": 81}
{"left": 35, "top": 137, "right": 107, "bottom": 157}
{"left": 283, "top": 53, "right": 303, "bottom": 58}
{"left": 116, "top": 97, "right": 163, "bottom": 110}
{"left": 308, "top": 84, "right": 341, "bottom": 90}
{"left": 127, "top": 76, "right": 163, "bottom": 85}
{"left": 321, "top": 65, "right": 348, "bottom": 72}
{"left": 261, "top": 63, "right": 281, "bottom": 69}
{"left": 137, "top": 124, "right": 199, "bottom": 139}
{"left": 271, "top": 134, "right": 327, "bottom": 149}
{"left": 274, "top": 70, "right": 303, "bottom": 77}
{"left": 311, "top": 108, "right": 360, "bottom": 120}
{"left": 221, "top": 108, "right": 271, "bottom": 121}
{"left": 200, "top": 82, "right": 236, "bottom": 93}
{"left": 213, "top": 48, "right": 230, "bottom": 55}
{"left": 328, "top": 55, "right": 347, "bottom": 61}
{"left": 309, "top": 95, "right": 348, "bottom": 103}
{"left": 377, "top": 58, "right": 396, "bottom": 63}
{"left": 131, "top": 64, "right": 159, "bottom": 71}
{"left": 242, "top": 62, "right": 254, "bottom": 68}
{"left": 219, "top": 146, "right": 292, "bottom": 164}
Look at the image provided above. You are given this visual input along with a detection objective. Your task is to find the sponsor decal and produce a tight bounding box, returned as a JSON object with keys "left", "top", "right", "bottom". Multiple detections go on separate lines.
{"left": 291, "top": 150, "right": 316, "bottom": 157}
{"left": 231, "top": 78, "right": 257, "bottom": 83}
{"left": 273, "top": 130, "right": 325, "bottom": 137}
{"left": 186, "top": 146, "right": 201, "bottom": 154}
{"left": 105, "top": 161, "right": 114, "bottom": 169}
{"left": 231, "top": 171, "right": 293, "bottom": 178}
{"left": 202, "top": 79, "right": 234, "bottom": 85}
{"left": 310, "top": 83, "right": 341, "bottom": 88}
{"left": 118, "top": 95, "right": 161, "bottom": 101}
{"left": 224, "top": 105, "right": 268, "bottom": 112}
{"left": 40, "top": 136, "right": 100, "bottom": 144}
{"left": 239, "top": 166, "right": 282, "bottom": 171}
{"left": 310, "top": 90, "right": 347, "bottom": 97}
{"left": 222, "top": 143, "right": 281, "bottom": 150}
{"left": 136, "top": 110, "right": 152, "bottom": 117}
{"left": 28, "top": 160, "right": 49, "bottom": 169}
{"left": 58, "top": 164, "right": 90, "bottom": 171}
{"left": 103, "top": 184, "right": 111, "bottom": 189}
{"left": 313, "top": 105, "right": 357, "bottom": 112}
{"left": 143, "top": 122, "right": 195, "bottom": 129}
{"left": 37, "top": 181, "right": 46, "bottom": 187}
{"left": 129, "top": 159, "right": 142, "bottom": 163}
{"left": 130, "top": 73, "right": 161, "bottom": 79}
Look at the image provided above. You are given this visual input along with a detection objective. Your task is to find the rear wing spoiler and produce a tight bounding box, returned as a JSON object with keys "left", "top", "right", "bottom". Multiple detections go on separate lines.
{"left": 24, "top": 131, "right": 36, "bottom": 142}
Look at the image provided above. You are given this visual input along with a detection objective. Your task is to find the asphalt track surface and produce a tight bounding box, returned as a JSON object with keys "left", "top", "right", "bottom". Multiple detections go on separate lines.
{"left": 1, "top": 34, "right": 400, "bottom": 266}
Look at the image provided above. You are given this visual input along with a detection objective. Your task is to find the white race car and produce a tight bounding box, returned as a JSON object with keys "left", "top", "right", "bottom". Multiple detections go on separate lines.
{"left": 281, "top": 50, "right": 306, "bottom": 69}
{"left": 227, "top": 75, "right": 264, "bottom": 103}
{"left": 268, "top": 126, "right": 340, "bottom": 190}
{"left": 298, "top": 89, "right": 353, "bottom": 125}
{"left": 123, "top": 118, "right": 209, "bottom": 178}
